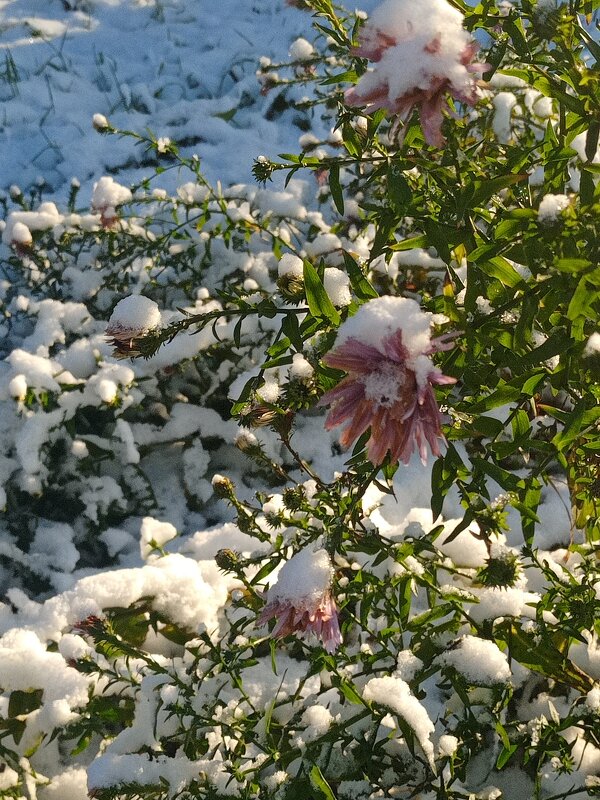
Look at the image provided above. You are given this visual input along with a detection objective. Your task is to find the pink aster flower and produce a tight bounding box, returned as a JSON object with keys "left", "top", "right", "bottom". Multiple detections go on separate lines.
{"left": 345, "top": 0, "right": 488, "bottom": 146}
{"left": 319, "top": 296, "right": 456, "bottom": 465}
{"left": 258, "top": 547, "right": 342, "bottom": 653}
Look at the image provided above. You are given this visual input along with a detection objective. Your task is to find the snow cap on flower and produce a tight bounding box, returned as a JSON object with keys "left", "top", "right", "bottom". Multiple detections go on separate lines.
{"left": 106, "top": 295, "right": 161, "bottom": 358}
{"left": 92, "top": 176, "right": 132, "bottom": 226}
{"left": 258, "top": 546, "right": 342, "bottom": 653}
{"left": 319, "top": 296, "right": 456, "bottom": 465}
{"left": 346, "top": 0, "right": 487, "bottom": 146}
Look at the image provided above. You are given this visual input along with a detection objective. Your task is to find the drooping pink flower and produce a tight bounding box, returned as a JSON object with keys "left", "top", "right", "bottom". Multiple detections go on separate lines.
{"left": 319, "top": 296, "right": 456, "bottom": 465}
{"left": 258, "top": 547, "right": 342, "bottom": 653}
{"left": 345, "top": 0, "right": 488, "bottom": 146}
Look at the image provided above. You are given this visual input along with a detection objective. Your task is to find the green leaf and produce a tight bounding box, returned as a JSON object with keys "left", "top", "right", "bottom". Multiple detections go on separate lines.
{"left": 329, "top": 163, "right": 344, "bottom": 215}
{"left": 391, "top": 234, "right": 428, "bottom": 251}
{"left": 495, "top": 721, "right": 518, "bottom": 769}
{"left": 320, "top": 70, "right": 358, "bottom": 86}
{"left": 499, "top": 624, "right": 593, "bottom": 693}
{"left": 471, "top": 173, "right": 528, "bottom": 206}
{"left": 469, "top": 383, "right": 521, "bottom": 412}
{"left": 478, "top": 257, "right": 524, "bottom": 288}
{"left": 580, "top": 162, "right": 600, "bottom": 175}
{"left": 310, "top": 766, "right": 337, "bottom": 800}
{"left": 281, "top": 313, "right": 303, "bottom": 351}
{"left": 511, "top": 410, "right": 530, "bottom": 441}
{"left": 303, "top": 261, "right": 341, "bottom": 325}
{"left": 343, "top": 252, "right": 378, "bottom": 300}
{"left": 387, "top": 163, "right": 412, "bottom": 210}
{"left": 336, "top": 679, "right": 364, "bottom": 705}
{"left": 567, "top": 270, "right": 600, "bottom": 323}
{"left": 8, "top": 689, "right": 44, "bottom": 718}
{"left": 555, "top": 258, "right": 593, "bottom": 274}
{"left": 471, "top": 456, "right": 520, "bottom": 491}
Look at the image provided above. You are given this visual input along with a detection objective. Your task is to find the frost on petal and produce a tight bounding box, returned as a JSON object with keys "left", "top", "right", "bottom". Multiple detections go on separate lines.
{"left": 319, "top": 296, "right": 455, "bottom": 465}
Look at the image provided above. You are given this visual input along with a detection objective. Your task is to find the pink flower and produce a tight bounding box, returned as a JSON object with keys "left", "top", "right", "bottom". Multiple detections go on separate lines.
{"left": 258, "top": 547, "right": 342, "bottom": 653}
{"left": 345, "top": 0, "right": 487, "bottom": 146}
{"left": 319, "top": 296, "right": 456, "bottom": 465}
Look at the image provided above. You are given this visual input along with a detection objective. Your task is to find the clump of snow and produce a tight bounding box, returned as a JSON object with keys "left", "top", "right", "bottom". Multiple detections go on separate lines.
{"left": 441, "top": 635, "right": 512, "bottom": 684}
{"left": 3, "top": 202, "right": 63, "bottom": 245}
{"left": 278, "top": 253, "right": 304, "bottom": 278}
{"left": 107, "top": 295, "right": 162, "bottom": 336}
{"left": 492, "top": 92, "right": 517, "bottom": 143}
{"left": 363, "top": 675, "right": 435, "bottom": 765}
{"left": 323, "top": 267, "right": 352, "bottom": 307}
{"left": 140, "top": 517, "right": 177, "bottom": 560}
{"left": 10, "top": 221, "right": 33, "bottom": 246}
{"left": 266, "top": 547, "right": 333, "bottom": 603}
{"left": 289, "top": 353, "right": 314, "bottom": 381}
{"left": 177, "top": 182, "right": 210, "bottom": 205}
{"left": 91, "top": 176, "right": 133, "bottom": 212}
{"left": 300, "top": 704, "right": 334, "bottom": 740}
{"left": 584, "top": 333, "right": 600, "bottom": 356}
{"left": 438, "top": 734, "right": 459, "bottom": 757}
{"left": 92, "top": 113, "right": 109, "bottom": 130}
{"left": 336, "top": 295, "right": 433, "bottom": 358}
{"left": 538, "top": 193, "right": 570, "bottom": 224}
{"left": 289, "top": 37, "right": 315, "bottom": 61}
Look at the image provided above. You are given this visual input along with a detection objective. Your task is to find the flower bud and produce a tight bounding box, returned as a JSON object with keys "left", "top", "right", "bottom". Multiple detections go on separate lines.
{"left": 211, "top": 473, "right": 235, "bottom": 499}
{"left": 215, "top": 548, "right": 241, "bottom": 572}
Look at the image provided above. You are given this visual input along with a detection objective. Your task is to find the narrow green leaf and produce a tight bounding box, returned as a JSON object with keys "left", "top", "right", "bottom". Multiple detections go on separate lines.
{"left": 310, "top": 766, "right": 337, "bottom": 800}
{"left": 391, "top": 234, "right": 428, "bottom": 251}
{"left": 469, "top": 383, "right": 521, "bottom": 412}
{"left": 303, "top": 261, "right": 341, "bottom": 325}
{"left": 329, "top": 163, "right": 344, "bottom": 215}
{"left": 320, "top": 70, "right": 358, "bottom": 85}
{"left": 281, "top": 313, "right": 303, "bottom": 351}
{"left": 387, "top": 163, "right": 412, "bottom": 210}
{"left": 478, "top": 257, "right": 523, "bottom": 288}
{"left": 471, "top": 173, "right": 528, "bottom": 206}
{"left": 343, "top": 252, "right": 378, "bottom": 300}
{"left": 555, "top": 258, "right": 592, "bottom": 274}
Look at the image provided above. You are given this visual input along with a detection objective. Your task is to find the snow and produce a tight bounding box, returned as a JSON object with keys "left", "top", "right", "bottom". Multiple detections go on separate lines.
{"left": 336, "top": 295, "right": 432, "bottom": 354}
{"left": 584, "top": 332, "right": 600, "bottom": 356}
{"left": 324, "top": 267, "right": 352, "bottom": 307}
{"left": 350, "top": 0, "right": 477, "bottom": 113}
{"left": 140, "top": 517, "right": 177, "bottom": 560}
{"left": 289, "top": 37, "right": 315, "bottom": 62}
{"left": 278, "top": 253, "right": 304, "bottom": 277}
{"left": 440, "top": 635, "right": 512, "bottom": 684}
{"left": 538, "top": 193, "right": 571, "bottom": 224}
{"left": 363, "top": 675, "right": 435, "bottom": 766}
{"left": 492, "top": 92, "right": 517, "bottom": 143}
{"left": 289, "top": 353, "right": 314, "bottom": 381}
{"left": 91, "top": 176, "right": 132, "bottom": 215}
{"left": 107, "top": 294, "right": 162, "bottom": 335}
{"left": 0, "top": 0, "right": 595, "bottom": 797}
{"left": 265, "top": 547, "right": 333, "bottom": 603}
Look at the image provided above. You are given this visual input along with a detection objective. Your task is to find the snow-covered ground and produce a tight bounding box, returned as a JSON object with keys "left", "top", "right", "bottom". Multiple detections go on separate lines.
{"left": 0, "top": 0, "right": 328, "bottom": 198}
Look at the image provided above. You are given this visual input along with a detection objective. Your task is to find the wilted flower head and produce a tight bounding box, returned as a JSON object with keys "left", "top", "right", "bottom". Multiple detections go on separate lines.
{"left": 319, "top": 296, "right": 456, "bottom": 465}
{"left": 345, "top": 0, "right": 487, "bottom": 146}
{"left": 258, "top": 546, "right": 342, "bottom": 653}
{"left": 105, "top": 295, "right": 161, "bottom": 358}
